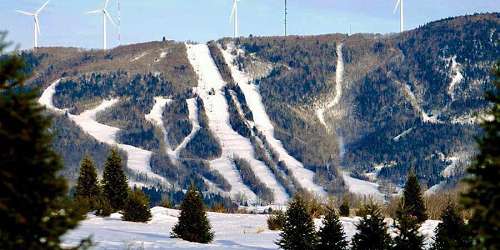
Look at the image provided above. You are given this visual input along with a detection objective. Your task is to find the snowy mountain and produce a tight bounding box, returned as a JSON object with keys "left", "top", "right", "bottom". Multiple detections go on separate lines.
{"left": 25, "top": 13, "right": 499, "bottom": 204}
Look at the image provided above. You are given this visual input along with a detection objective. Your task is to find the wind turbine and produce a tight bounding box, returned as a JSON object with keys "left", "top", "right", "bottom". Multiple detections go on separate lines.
{"left": 229, "top": 0, "right": 239, "bottom": 38}
{"left": 86, "top": 0, "right": 117, "bottom": 50}
{"left": 393, "top": 0, "right": 404, "bottom": 32}
{"left": 16, "top": 0, "right": 50, "bottom": 49}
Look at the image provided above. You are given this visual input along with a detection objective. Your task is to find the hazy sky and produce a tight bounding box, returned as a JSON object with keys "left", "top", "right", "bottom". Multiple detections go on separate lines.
{"left": 0, "top": 0, "right": 498, "bottom": 49}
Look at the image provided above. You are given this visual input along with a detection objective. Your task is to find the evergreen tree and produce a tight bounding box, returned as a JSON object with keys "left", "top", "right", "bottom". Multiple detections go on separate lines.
{"left": 402, "top": 170, "right": 427, "bottom": 223}
{"left": 171, "top": 184, "right": 213, "bottom": 243}
{"left": 102, "top": 148, "right": 129, "bottom": 211}
{"left": 392, "top": 202, "right": 424, "bottom": 250}
{"left": 123, "top": 189, "right": 152, "bottom": 222}
{"left": 75, "top": 155, "right": 100, "bottom": 207}
{"left": 461, "top": 62, "right": 500, "bottom": 249}
{"left": 431, "top": 202, "right": 471, "bottom": 250}
{"left": 351, "top": 203, "right": 392, "bottom": 250}
{"left": 316, "top": 208, "right": 348, "bottom": 250}
{"left": 276, "top": 194, "right": 318, "bottom": 250}
{"left": 0, "top": 34, "right": 85, "bottom": 249}
{"left": 339, "top": 197, "right": 350, "bottom": 217}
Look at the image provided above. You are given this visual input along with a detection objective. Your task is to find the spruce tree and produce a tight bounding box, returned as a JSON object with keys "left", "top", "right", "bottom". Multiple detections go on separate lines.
{"left": 351, "top": 203, "right": 392, "bottom": 250}
{"left": 316, "top": 208, "right": 348, "bottom": 250}
{"left": 402, "top": 170, "right": 427, "bottom": 223}
{"left": 276, "top": 194, "right": 318, "bottom": 250}
{"left": 461, "top": 62, "right": 500, "bottom": 249}
{"left": 339, "top": 197, "right": 350, "bottom": 217}
{"left": 171, "top": 184, "right": 214, "bottom": 243}
{"left": 0, "top": 34, "right": 85, "bottom": 249}
{"left": 123, "top": 189, "right": 152, "bottom": 222}
{"left": 75, "top": 155, "right": 100, "bottom": 208}
{"left": 431, "top": 202, "right": 471, "bottom": 250}
{"left": 102, "top": 148, "right": 129, "bottom": 211}
{"left": 392, "top": 202, "right": 424, "bottom": 250}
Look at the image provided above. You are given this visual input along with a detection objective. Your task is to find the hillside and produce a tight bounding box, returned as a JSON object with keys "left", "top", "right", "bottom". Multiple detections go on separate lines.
{"left": 24, "top": 13, "right": 499, "bottom": 204}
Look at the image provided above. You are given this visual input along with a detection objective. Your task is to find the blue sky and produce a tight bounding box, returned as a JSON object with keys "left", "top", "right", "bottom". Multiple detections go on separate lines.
{"left": 0, "top": 0, "right": 498, "bottom": 49}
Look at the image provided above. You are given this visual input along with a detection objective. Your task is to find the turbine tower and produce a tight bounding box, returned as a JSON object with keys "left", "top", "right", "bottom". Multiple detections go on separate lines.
{"left": 16, "top": 0, "right": 50, "bottom": 49}
{"left": 86, "top": 0, "right": 117, "bottom": 50}
{"left": 229, "top": 0, "right": 239, "bottom": 38}
{"left": 393, "top": 0, "right": 404, "bottom": 32}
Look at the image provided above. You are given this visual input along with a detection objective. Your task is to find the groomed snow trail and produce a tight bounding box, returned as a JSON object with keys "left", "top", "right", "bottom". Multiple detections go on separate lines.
{"left": 221, "top": 44, "right": 326, "bottom": 197}
{"left": 39, "top": 80, "right": 168, "bottom": 186}
{"left": 342, "top": 172, "right": 384, "bottom": 201}
{"left": 447, "top": 56, "right": 464, "bottom": 101}
{"left": 187, "top": 43, "right": 292, "bottom": 204}
{"left": 316, "top": 43, "right": 344, "bottom": 131}
{"left": 62, "top": 207, "right": 440, "bottom": 249}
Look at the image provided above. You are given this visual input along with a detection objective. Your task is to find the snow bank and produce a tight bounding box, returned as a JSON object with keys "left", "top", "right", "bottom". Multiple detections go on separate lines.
{"left": 221, "top": 43, "right": 326, "bottom": 197}
{"left": 342, "top": 172, "right": 384, "bottom": 201}
{"left": 63, "top": 207, "right": 439, "bottom": 250}
{"left": 39, "top": 80, "right": 168, "bottom": 186}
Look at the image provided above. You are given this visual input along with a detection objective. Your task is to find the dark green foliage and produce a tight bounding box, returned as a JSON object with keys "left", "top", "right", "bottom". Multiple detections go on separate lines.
{"left": 461, "top": 62, "right": 500, "bottom": 249}
{"left": 224, "top": 86, "right": 252, "bottom": 138}
{"left": 102, "top": 148, "right": 129, "bottom": 211}
{"left": 276, "top": 195, "right": 318, "bottom": 250}
{"left": 123, "top": 189, "right": 152, "bottom": 223}
{"left": 392, "top": 202, "right": 424, "bottom": 250}
{"left": 351, "top": 203, "right": 392, "bottom": 250}
{"left": 267, "top": 210, "right": 286, "bottom": 230}
{"left": 316, "top": 208, "right": 348, "bottom": 250}
{"left": 431, "top": 202, "right": 471, "bottom": 250}
{"left": 339, "top": 197, "right": 350, "bottom": 217}
{"left": 162, "top": 99, "right": 192, "bottom": 148}
{"left": 0, "top": 34, "right": 85, "bottom": 249}
{"left": 233, "top": 157, "right": 274, "bottom": 204}
{"left": 94, "top": 195, "right": 113, "bottom": 217}
{"left": 402, "top": 170, "right": 428, "bottom": 223}
{"left": 172, "top": 185, "right": 214, "bottom": 243}
{"left": 75, "top": 155, "right": 100, "bottom": 206}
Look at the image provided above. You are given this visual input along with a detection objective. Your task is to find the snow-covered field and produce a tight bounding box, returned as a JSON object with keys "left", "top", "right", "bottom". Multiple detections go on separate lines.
{"left": 39, "top": 80, "right": 168, "bottom": 187}
{"left": 62, "top": 207, "right": 439, "bottom": 250}
{"left": 221, "top": 44, "right": 326, "bottom": 197}
{"left": 342, "top": 173, "right": 384, "bottom": 202}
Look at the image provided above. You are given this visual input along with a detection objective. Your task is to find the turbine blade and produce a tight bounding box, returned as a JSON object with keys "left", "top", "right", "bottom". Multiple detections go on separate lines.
{"left": 104, "top": 10, "right": 117, "bottom": 27}
{"left": 104, "top": 0, "right": 110, "bottom": 9}
{"left": 393, "top": 0, "right": 401, "bottom": 14}
{"left": 16, "top": 10, "right": 34, "bottom": 16}
{"left": 85, "top": 9, "right": 101, "bottom": 14}
{"left": 36, "top": 0, "right": 50, "bottom": 14}
{"left": 229, "top": 2, "right": 236, "bottom": 23}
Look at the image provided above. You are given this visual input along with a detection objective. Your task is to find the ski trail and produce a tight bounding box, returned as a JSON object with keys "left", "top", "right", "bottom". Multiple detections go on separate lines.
{"left": 316, "top": 43, "right": 344, "bottom": 131}
{"left": 342, "top": 172, "right": 384, "bottom": 201}
{"left": 145, "top": 96, "right": 174, "bottom": 152}
{"left": 187, "top": 43, "right": 291, "bottom": 204}
{"left": 39, "top": 80, "right": 168, "bottom": 186}
{"left": 171, "top": 98, "right": 200, "bottom": 158}
{"left": 447, "top": 56, "right": 463, "bottom": 101}
{"left": 393, "top": 127, "right": 414, "bottom": 142}
{"left": 221, "top": 44, "right": 327, "bottom": 197}
{"left": 397, "top": 80, "right": 443, "bottom": 124}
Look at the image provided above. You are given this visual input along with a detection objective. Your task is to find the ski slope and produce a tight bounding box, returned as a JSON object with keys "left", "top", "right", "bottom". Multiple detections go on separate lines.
{"left": 398, "top": 80, "right": 443, "bottom": 124}
{"left": 342, "top": 173, "right": 384, "bottom": 201}
{"left": 62, "top": 207, "right": 439, "bottom": 249}
{"left": 187, "top": 43, "right": 293, "bottom": 204}
{"left": 447, "top": 56, "right": 464, "bottom": 101}
{"left": 145, "top": 97, "right": 173, "bottom": 153}
{"left": 316, "top": 43, "right": 344, "bottom": 131}
{"left": 221, "top": 44, "right": 326, "bottom": 197}
{"left": 39, "top": 80, "right": 168, "bottom": 186}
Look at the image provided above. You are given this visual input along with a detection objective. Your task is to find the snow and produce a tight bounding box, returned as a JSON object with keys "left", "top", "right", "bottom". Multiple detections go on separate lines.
{"left": 393, "top": 127, "right": 414, "bottom": 142}
{"left": 62, "top": 207, "right": 439, "bottom": 250}
{"left": 315, "top": 43, "right": 344, "bottom": 131}
{"left": 39, "top": 80, "right": 168, "bottom": 187}
{"left": 130, "top": 52, "right": 148, "bottom": 62}
{"left": 342, "top": 173, "right": 384, "bottom": 202}
{"left": 187, "top": 43, "right": 291, "bottom": 204}
{"left": 447, "top": 56, "right": 464, "bottom": 100}
{"left": 145, "top": 97, "right": 173, "bottom": 152}
{"left": 171, "top": 98, "right": 201, "bottom": 158}
{"left": 221, "top": 43, "right": 326, "bottom": 197}
{"left": 399, "top": 81, "right": 443, "bottom": 124}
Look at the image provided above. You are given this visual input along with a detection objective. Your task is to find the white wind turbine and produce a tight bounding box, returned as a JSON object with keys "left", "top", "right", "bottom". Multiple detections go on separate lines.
{"left": 229, "top": 0, "right": 240, "bottom": 38}
{"left": 393, "top": 0, "right": 404, "bottom": 32}
{"left": 86, "top": 0, "right": 117, "bottom": 50}
{"left": 16, "top": 0, "right": 50, "bottom": 49}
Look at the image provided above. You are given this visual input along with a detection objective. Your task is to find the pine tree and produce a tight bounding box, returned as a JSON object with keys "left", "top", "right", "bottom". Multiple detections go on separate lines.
{"left": 171, "top": 184, "right": 214, "bottom": 243}
{"left": 431, "top": 202, "right": 471, "bottom": 250}
{"left": 276, "top": 194, "right": 318, "bottom": 250}
{"left": 351, "top": 203, "right": 392, "bottom": 250}
{"left": 75, "top": 155, "right": 100, "bottom": 209}
{"left": 392, "top": 202, "right": 424, "bottom": 250}
{"left": 461, "top": 62, "right": 500, "bottom": 249}
{"left": 402, "top": 169, "right": 427, "bottom": 223}
{"left": 316, "top": 208, "right": 348, "bottom": 250}
{"left": 123, "top": 189, "right": 152, "bottom": 222}
{"left": 0, "top": 34, "right": 85, "bottom": 249}
{"left": 102, "top": 148, "right": 129, "bottom": 211}
{"left": 339, "top": 197, "right": 350, "bottom": 217}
